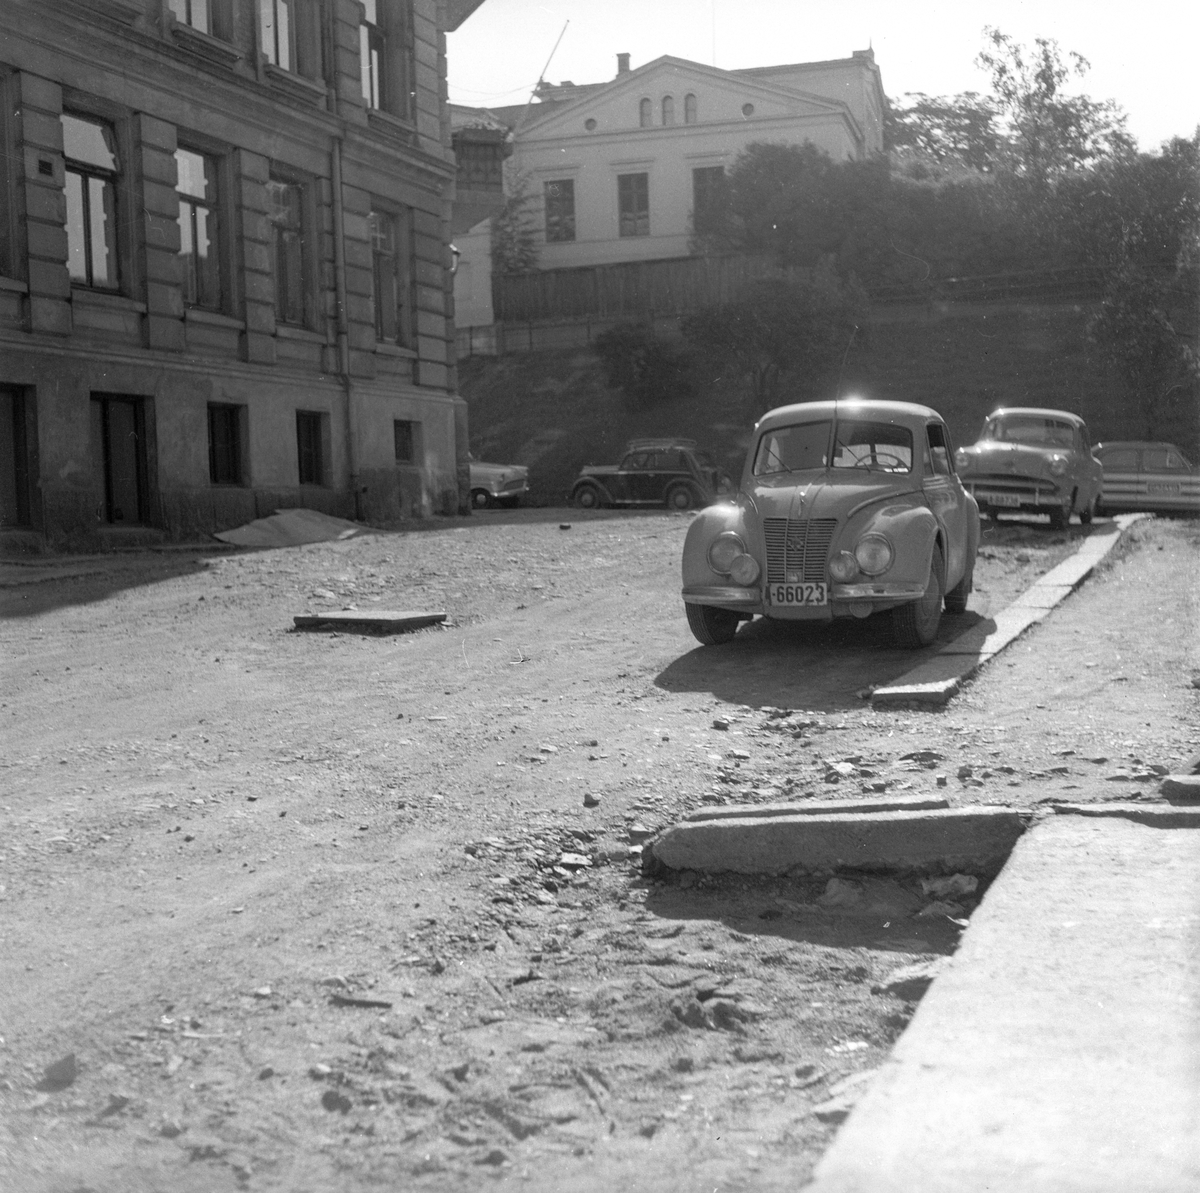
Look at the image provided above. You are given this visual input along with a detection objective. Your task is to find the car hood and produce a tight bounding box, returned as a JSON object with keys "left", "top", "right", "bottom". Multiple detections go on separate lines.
{"left": 959, "top": 441, "right": 1063, "bottom": 470}
{"left": 470, "top": 461, "right": 528, "bottom": 480}
{"left": 747, "top": 473, "right": 918, "bottom": 521}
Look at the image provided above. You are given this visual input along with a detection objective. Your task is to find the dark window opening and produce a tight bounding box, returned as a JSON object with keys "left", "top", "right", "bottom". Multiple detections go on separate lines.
{"left": 208, "top": 403, "right": 244, "bottom": 485}
{"left": 638, "top": 98, "right": 651, "bottom": 128}
{"left": 177, "top": 147, "right": 222, "bottom": 310}
{"left": 296, "top": 410, "right": 324, "bottom": 485}
{"left": 63, "top": 113, "right": 120, "bottom": 290}
{"left": 91, "top": 395, "right": 149, "bottom": 524}
{"left": 369, "top": 206, "right": 412, "bottom": 346}
{"left": 0, "top": 387, "right": 32, "bottom": 528}
{"left": 684, "top": 92, "right": 697, "bottom": 123}
{"left": 618, "top": 172, "right": 649, "bottom": 238}
{"left": 394, "top": 419, "right": 415, "bottom": 464}
{"left": 544, "top": 179, "right": 575, "bottom": 243}
{"left": 926, "top": 423, "right": 952, "bottom": 476}
{"left": 661, "top": 95, "right": 674, "bottom": 125}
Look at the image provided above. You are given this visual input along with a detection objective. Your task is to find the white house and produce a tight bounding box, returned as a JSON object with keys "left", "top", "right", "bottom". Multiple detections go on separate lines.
{"left": 458, "top": 48, "right": 884, "bottom": 284}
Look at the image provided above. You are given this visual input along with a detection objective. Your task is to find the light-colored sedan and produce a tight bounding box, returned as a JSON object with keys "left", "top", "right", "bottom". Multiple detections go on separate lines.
{"left": 1094, "top": 441, "right": 1200, "bottom": 514}
{"left": 468, "top": 454, "right": 529, "bottom": 509}
{"left": 955, "top": 407, "right": 1104, "bottom": 529}
{"left": 682, "top": 399, "right": 980, "bottom": 649}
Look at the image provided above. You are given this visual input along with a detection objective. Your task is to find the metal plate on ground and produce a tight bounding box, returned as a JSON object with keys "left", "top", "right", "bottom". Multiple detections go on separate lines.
{"left": 293, "top": 610, "right": 446, "bottom": 633}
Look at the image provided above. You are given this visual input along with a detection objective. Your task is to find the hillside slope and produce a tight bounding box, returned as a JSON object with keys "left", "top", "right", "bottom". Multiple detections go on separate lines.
{"left": 460, "top": 302, "right": 1186, "bottom": 507}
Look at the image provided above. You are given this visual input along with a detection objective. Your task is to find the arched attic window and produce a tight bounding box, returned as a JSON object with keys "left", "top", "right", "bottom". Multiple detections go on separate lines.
{"left": 662, "top": 95, "right": 675, "bottom": 125}
{"left": 684, "top": 93, "right": 697, "bottom": 123}
{"left": 639, "top": 97, "right": 651, "bottom": 127}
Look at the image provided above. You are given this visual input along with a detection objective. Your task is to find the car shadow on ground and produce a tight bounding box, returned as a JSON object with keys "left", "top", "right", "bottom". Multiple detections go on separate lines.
{"left": 655, "top": 609, "right": 989, "bottom": 712}
{"left": 643, "top": 884, "right": 965, "bottom": 957}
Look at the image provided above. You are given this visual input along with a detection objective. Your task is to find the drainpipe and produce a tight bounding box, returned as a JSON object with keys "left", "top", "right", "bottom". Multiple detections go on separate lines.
{"left": 325, "top": 19, "right": 361, "bottom": 521}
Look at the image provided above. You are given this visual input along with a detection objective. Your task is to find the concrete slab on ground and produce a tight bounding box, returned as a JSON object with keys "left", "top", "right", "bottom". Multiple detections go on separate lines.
{"left": 292, "top": 610, "right": 446, "bottom": 632}
{"left": 804, "top": 812, "right": 1200, "bottom": 1193}
{"left": 650, "top": 806, "right": 1027, "bottom": 877}
{"left": 683, "top": 796, "right": 950, "bottom": 823}
{"left": 1050, "top": 801, "right": 1200, "bottom": 827}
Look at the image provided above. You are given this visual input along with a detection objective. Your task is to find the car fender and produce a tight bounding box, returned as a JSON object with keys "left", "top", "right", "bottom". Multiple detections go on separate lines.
{"left": 837, "top": 499, "right": 941, "bottom": 587}
{"left": 570, "top": 477, "right": 614, "bottom": 504}
{"left": 682, "top": 500, "right": 754, "bottom": 590}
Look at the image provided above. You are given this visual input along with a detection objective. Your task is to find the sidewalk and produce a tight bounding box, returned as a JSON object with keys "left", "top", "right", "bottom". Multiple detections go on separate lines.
{"left": 804, "top": 810, "right": 1200, "bottom": 1193}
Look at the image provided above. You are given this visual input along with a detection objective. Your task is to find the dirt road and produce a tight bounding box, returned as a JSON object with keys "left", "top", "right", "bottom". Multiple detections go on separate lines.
{"left": 1, "top": 513, "right": 1196, "bottom": 1192}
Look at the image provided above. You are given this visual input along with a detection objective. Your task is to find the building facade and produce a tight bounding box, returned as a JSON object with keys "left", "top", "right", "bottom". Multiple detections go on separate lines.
{"left": 491, "top": 50, "right": 885, "bottom": 272}
{"left": 0, "top": 0, "right": 486, "bottom": 549}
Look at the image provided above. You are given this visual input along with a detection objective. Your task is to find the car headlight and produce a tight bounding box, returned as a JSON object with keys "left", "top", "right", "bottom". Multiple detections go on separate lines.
{"left": 729, "top": 554, "right": 760, "bottom": 585}
{"left": 854, "top": 534, "right": 894, "bottom": 576}
{"left": 829, "top": 551, "right": 858, "bottom": 581}
{"left": 955, "top": 448, "right": 970, "bottom": 471}
{"left": 707, "top": 532, "right": 745, "bottom": 575}
{"left": 1048, "top": 455, "right": 1068, "bottom": 476}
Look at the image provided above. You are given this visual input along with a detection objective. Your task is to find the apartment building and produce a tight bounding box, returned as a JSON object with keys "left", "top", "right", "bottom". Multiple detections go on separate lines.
{"left": 0, "top": 0, "right": 487, "bottom": 548}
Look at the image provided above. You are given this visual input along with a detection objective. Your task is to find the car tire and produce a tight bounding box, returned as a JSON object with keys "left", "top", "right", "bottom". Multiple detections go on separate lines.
{"left": 470, "top": 489, "right": 492, "bottom": 510}
{"left": 666, "top": 484, "right": 697, "bottom": 512}
{"left": 573, "top": 485, "right": 602, "bottom": 510}
{"left": 1079, "top": 495, "right": 1096, "bottom": 525}
{"left": 892, "top": 544, "right": 944, "bottom": 649}
{"left": 944, "top": 559, "right": 972, "bottom": 614}
{"left": 685, "top": 602, "right": 740, "bottom": 646}
{"left": 1048, "top": 505, "right": 1068, "bottom": 531}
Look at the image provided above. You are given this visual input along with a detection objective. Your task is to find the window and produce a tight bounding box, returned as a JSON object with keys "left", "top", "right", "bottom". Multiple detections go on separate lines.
{"left": 176, "top": 148, "right": 222, "bottom": 310}
{"left": 168, "top": 0, "right": 210, "bottom": 32}
{"left": 63, "top": 113, "right": 120, "bottom": 290}
{"left": 0, "top": 387, "right": 32, "bottom": 528}
{"left": 207, "top": 403, "right": 244, "bottom": 485}
{"left": 267, "top": 176, "right": 306, "bottom": 325}
{"left": 684, "top": 93, "right": 697, "bottom": 123}
{"left": 1144, "top": 447, "right": 1190, "bottom": 472}
{"left": 618, "top": 172, "right": 649, "bottom": 238}
{"left": 369, "top": 207, "right": 412, "bottom": 345}
{"left": 692, "top": 165, "right": 726, "bottom": 234}
{"left": 1101, "top": 448, "right": 1138, "bottom": 471}
{"left": 259, "top": 0, "right": 292, "bottom": 68}
{"left": 296, "top": 411, "right": 325, "bottom": 485}
{"left": 754, "top": 422, "right": 831, "bottom": 476}
{"left": 639, "top": 98, "right": 651, "bottom": 128}
{"left": 926, "top": 424, "right": 952, "bottom": 476}
{"left": 544, "top": 180, "right": 575, "bottom": 243}
{"left": 360, "top": 0, "right": 384, "bottom": 108}
{"left": 394, "top": 419, "right": 417, "bottom": 464}
{"left": 833, "top": 421, "right": 913, "bottom": 473}
{"left": 661, "top": 96, "right": 674, "bottom": 125}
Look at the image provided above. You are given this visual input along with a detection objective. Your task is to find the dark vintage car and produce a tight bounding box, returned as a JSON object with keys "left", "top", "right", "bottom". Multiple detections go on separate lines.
{"left": 682, "top": 399, "right": 980, "bottom": 649}
{"left": 569, "top": 438, "right": 729, "bottom": 511}
{"left": 1094, "top": 441, "right": 1200, "bottom": 514}
{"left": 468, "top": 453, "right": 529, "bottom": 509}
{"left": 955, "top": 407, "right": 1103, "bottom": 529}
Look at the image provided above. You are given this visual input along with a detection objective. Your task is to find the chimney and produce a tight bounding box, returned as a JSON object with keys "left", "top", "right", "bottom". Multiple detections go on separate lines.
{"left": 616, "top": 52, "right": 630, "bottom": 75}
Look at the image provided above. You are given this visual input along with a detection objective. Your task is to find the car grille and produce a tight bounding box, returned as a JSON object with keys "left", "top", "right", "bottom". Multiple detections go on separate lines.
{"left": 763, "top": 518, "right": 837, "bottom": 584}
{"left": 499, "top": 477, "right": 526, "bottom": 493}
{"left": 968, "top": 475, "right": 1059, "bottom": 497}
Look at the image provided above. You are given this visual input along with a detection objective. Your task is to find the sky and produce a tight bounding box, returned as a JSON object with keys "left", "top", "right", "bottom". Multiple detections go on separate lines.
{"left": 447, "top": 0, "right": 1200, "bottom": 151}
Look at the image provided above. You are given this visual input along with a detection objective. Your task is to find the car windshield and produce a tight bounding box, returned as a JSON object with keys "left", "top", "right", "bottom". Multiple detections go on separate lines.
{"left": 753, "top": 421, "right": 831, "bottom": 475}
{"left": 984, "top": 416, "right": 1075, "bottom": 448}
{"left": 831, "top": 420, "right": 913, "bottom": 473}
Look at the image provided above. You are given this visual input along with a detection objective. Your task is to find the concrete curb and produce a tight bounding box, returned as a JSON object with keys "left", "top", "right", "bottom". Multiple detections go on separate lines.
{"left": 870, "top": 514, "right": 1149, "bottom": 708}
{"left": 649, "top": 805, "right": 1028, "bottom": 878}
{"left": 682, "top": 795, "right": 950, "bottom": 823}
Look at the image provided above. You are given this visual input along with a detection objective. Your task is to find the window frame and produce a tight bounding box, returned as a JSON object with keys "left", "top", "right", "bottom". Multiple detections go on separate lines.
{"left": 260, "top": 0, "right": 322, "bottom": 78}
{"left": 617, "top": 172, "right": 650, "bottom": 238}
{"left": 176, "top": 145, "right": 225, "bottom": 312}
{"left": 543, "top": 179, "right": 576, "bottom": 244}
{"left": 368, "top": 202, "right": 414, "bottom": 348}
{"left": 267, "top": 171, "right": 313, "bottom": 328}
{"left": 62, "top": 111, "right": 122, "bottom": 292}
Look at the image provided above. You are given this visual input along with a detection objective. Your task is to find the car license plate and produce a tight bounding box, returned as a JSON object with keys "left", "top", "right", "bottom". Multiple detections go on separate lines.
{"left": 975, "top": 490, "right": 1021, "bottom": 507}
{"left": 1147, "top": 482, "right": 1180, "bottom": 494}
{"left": 771, "top": 582, "right": 827, "bottom": 606}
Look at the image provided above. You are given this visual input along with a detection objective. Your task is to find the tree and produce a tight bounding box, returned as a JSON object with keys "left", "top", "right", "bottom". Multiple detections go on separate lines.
{"left": 592, "top": 323, "right": 691, "bottom": 408}
{"left": 490, "top": 171, "right": 539, "bottom": 276}
{"left": 887, "top": 92, "right": 1003, "bottom": 175}
{"left": 681, "top": 271, "right": 865, "bottom": 414}
{"left": 976, "top": 28, "right": 1135, "bottom": 186}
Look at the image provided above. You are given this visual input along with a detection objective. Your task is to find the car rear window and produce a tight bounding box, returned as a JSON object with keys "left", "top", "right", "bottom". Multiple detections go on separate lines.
{"left": 832, "top": 420, "right": 913, "bottom": 473}
{"left": 984, "top": 416, "right": 1075, "bottom": 448}
{"left": 753, "top": 421, "right": 831, "bottom": 475}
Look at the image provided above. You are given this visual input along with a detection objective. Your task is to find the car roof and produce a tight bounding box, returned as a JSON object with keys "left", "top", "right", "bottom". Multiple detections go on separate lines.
{"left": 756, "top": 398, "right": 944, "bottom": 432}
{"left": 986, "top": 407, "right": 1087, "bottom": 426}
{"left": 624, "top": 437, "right": 699, "bottom": 451}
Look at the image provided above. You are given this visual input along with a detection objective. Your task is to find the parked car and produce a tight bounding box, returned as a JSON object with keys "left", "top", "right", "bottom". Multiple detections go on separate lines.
{"left": 570, "top": 438, "right": 730, "bottom": 511}
{"left": 681, "top": 399, "right": 980, "bottom": 649}
{"left": 1093, "top": 441, "right": 1200, "bottom": 515}
{"left": 468, "top": 453, "right": 529, "bottom": 509}
{"left": 955, "top": 407, "right": 1103, "bottom": 529}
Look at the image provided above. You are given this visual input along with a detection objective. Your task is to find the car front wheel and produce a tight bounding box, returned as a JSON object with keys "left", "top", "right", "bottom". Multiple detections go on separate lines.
{"left": 685, "top": 602, "right": 740, "bottom": 645}
{"left": 470, "top": 489, "right": 492, "bottom": 509}
{"left": 892, "top": 545, "right": 944, "bottom": 649}
{"left": 666, "top": 484, "right": 696, "bottom": 511}
{"left": 573, "top": 485, "right": 602, "bottom": 510}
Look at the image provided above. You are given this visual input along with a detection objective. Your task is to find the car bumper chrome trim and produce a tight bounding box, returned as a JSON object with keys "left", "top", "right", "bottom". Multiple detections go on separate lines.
{"left": 682, "top": 586, "right": 761, "bottom": 606}
{"left": 832, "top": 582, "right": 927, "bottom": 599}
